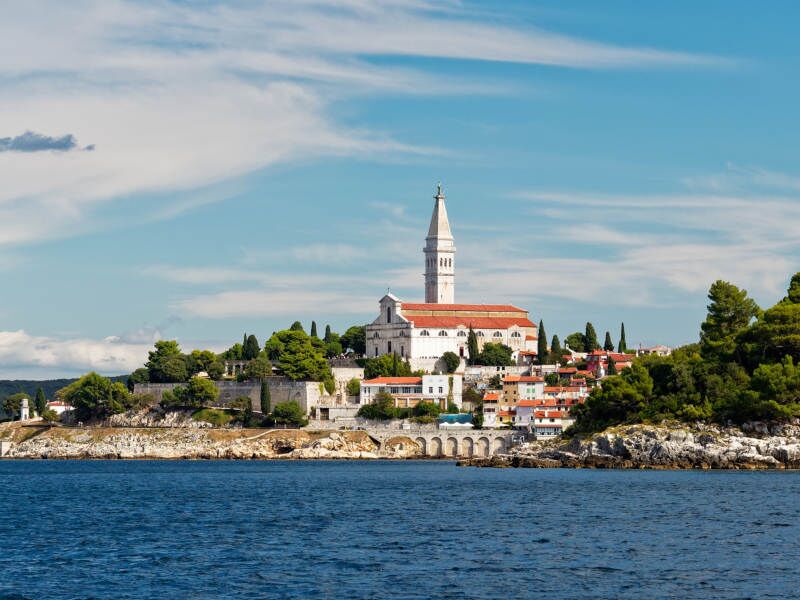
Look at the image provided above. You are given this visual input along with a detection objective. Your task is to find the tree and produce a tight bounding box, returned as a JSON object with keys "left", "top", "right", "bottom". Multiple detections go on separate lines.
{"left": 340, "top": 325, "right": 366, "bottom": 355}
{"left": 233, "top": 396, "right": 254, "bottom": 424}
{"left": 740, "top": 274, "right": 800, "bottom": 365}
{"left": 40, "top": 408, "right": 59, "bottom": 426}
{"left": 545, "top": 373, "right": 560, "bottom": 386}
{"left": 324, "top": 334, "right": 343, "bottom": 358}
{"left": 161, "top": 376, "right": 219, "bottom": 408}
{"left": 2, "top": 393, "right": 30, "bottom": 419}
{"left": 34, "top": 387, "right": 47, "bottom": 416}
{"left": 310, "top": 321, "right": 318, "bottom": 338}
{"left": 243, "top": 334, "right": 260, "bottom": 360}
{"left": 59, "top": 373, "right": 130, "bottom": 421}
{"left": 244, "top": 355, "right": 272, "bottom": 380}
{"left": 564, "top": 332, "right": 585, "bottom": 353}
{"left": 357, "top": 390, "right": 397, "bottom": 420}
{"left": 260, "top": 381, "right": 271, "bottom": 414}
{"left": 220, "top": 343, "right": 244, "bottom": 361}
{"left": 363, "top": 354, "right": 415, "bottom": 379}
{"left": 617, "top": 323, "right": 627, "bottom": 353}
{"left": 413, "top": 401, "right": 440, "bottom": 417}
{"left": 607, "top": 359, "right": 618, "bottom": 375}
{"left": 267, "top": 329, "right": 333, "bottom": 385}
{"left": 271, "top": 401, "right": 307, "bottom": 426}
{"left": 441, "top": 351, "right": 460, "bottom": 373}
{"left": 584, "top": 323, "right": 599, "bottom": 352}
{"left": 289, "top": 321, "right": 304, "bottom": 332}
{"left": 467, "top": 327, "right": 479, "bottom": 365}
{"left": 700, "top": 280, "right": 760, "bottom": 361}
{"left": 206, "top": 361, "right": 224, "bottom": 381}
{"left": 474, "top": 343, "right": 513, "bottom": 367}
{"left": 127, "top": 367, "right": 150, "bottom": 391}
{"left": 346, "top": 378, "right": 361, "bottom": 397}
{"left": 603, "top": 331, "right": 614, "bottom": 351}
{"left": 550, "top": 335, "right": 562, "bottom": 362}
{"left": 537, "top": 320, "right": 548, "bottom": 364}
{"left": 146, "top": 341, "right": 188, "bottom": 383}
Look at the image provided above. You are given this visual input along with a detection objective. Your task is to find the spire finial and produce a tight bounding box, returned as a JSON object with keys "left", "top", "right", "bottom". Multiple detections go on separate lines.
{"left": 435, "top": 182, "right": 444, "bottom": 199}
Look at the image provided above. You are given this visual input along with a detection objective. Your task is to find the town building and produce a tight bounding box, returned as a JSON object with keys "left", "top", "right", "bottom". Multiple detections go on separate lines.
{"left": 366, "top": 185, "right": 537, "bottom": 372}
{"left": 359, "top": 374, "right": 463, "bottom": 410}
{"left": 586, "top": 350, "right": 636, "bottom": 377}
{"left": 533, "top": 410, "right": 575, "bottom": 437}
{"left": 45, "top": 401, "right": 73, "bottom": 416}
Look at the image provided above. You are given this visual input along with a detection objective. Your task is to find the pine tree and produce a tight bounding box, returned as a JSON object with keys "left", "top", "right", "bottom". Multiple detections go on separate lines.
{"left": 603, "top": 331, "right": 614, "bottom": 351}
{"left": 550, "top": 335, "right": 562, "bottom": 361}
{"left": 289, "top": 321, "right": 304, "bottom": 332}
{"left": 467, "top": 327, "right": 479, "bottom": 365}
{"left": 537, "top": 320, "right": 548, "bottom": 364}
{"left": 260, "top": 380, "right": 271, "bottom": 415}
{"left": 34, "top": 387, "right": 47, "bottom": 415}
{"left": 618, "top": 323, "right": 627, "bottom": 353}
{"left": 310, "top": 321, "right": 318, "bottom": 338}
{"left": 324, "top": 325, "right": 332, "bottom": 343}
{"left": 585, "top": 322, "right": 599, "bottom": 351}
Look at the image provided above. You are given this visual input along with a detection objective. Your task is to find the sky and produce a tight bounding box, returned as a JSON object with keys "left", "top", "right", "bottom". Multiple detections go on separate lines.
{"left": 1, "top": 0, "right": 800, "bottom": 378}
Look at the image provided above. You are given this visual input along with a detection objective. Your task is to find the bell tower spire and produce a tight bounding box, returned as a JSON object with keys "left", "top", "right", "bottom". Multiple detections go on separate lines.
{"left": 424, "top": 183, "right": 455, "bottom": 303}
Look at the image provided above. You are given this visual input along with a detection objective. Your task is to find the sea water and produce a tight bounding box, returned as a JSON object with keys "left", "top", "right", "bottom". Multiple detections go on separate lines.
{"left": 0, "top": 460, "right": 798, "bottom": 599}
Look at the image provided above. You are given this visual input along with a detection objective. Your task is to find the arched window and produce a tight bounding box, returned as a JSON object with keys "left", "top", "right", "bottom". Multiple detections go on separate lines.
{"left": 511, "top": 331, "right": 521, "bottom": 338}
{"left": 457, "top": 330, "right": 466, "bottom": 337}
{"left": 373, "top": 332, "right": 380, "bottom": 339}
{"left": 399, "top": 330, "right": 406, "bottom": 337}
{"left": 438, "top": 330, "right": 448, "bottom": 337}
{"left": 387, "top": 307, "right": 392, "bottom": 323}
{"left": 420, "top": 330, "right": 430, "bottom": 337}
{"left": 476, "top": 331, "right": 484, "bottom": 337}
{"left": 493, "top": 331, "right": 502, "bottom": 337}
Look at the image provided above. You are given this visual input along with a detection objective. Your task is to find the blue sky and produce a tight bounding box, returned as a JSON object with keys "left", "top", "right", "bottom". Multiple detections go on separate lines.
{"left": 1, "top": 0, "right": 800, "bottom": 378}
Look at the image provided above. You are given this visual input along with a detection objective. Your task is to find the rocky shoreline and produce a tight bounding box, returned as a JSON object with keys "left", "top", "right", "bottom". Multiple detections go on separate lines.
{"left": 458, "top": 422, "right": 800, "bottom": 469}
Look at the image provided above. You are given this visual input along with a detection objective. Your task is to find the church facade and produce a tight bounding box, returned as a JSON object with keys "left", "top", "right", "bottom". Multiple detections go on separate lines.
{"left": 366, "top": 185, "right": 537, "bottom": 372}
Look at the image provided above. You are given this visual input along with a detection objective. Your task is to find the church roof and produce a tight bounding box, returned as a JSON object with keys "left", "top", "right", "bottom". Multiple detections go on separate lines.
{"left": 403, "top": 315, "right": 535, "bottom": 329}
{"left": 426, "top": 184, "right": 453, "bottom": 241}
{"left": 363, "top": 377, "right": 423, "bottom": 385}
{"left": 401, "top": 303, "right": 526, "bottom": 312}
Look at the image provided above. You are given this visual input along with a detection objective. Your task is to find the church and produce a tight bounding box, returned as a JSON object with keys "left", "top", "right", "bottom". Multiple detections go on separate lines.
{"left": 366, "top": 185, "right": 538, "bottom": 372}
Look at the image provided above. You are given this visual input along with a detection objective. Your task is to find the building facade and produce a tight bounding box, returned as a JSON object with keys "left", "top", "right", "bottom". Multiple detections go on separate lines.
{"left": 359, "top": 374, "right": 463, "bottom": 409}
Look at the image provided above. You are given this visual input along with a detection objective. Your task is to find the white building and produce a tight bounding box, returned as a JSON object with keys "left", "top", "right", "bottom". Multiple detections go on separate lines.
{"left": 360, "top": 374, "right": 463, "bottom": 409}
{"left": 366, "top": 185, "right": 537, "bottom": 372}
{"left": 45, "top": 401, "right": 73, "bottom": 416}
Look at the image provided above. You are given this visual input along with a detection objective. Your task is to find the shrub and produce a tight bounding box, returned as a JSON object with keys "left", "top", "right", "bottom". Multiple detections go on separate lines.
{"left": 191, "top": 408, "right": 234, "bottom": 427}
{"left": 271, "top": 401, "right": 308, "bottom": 427}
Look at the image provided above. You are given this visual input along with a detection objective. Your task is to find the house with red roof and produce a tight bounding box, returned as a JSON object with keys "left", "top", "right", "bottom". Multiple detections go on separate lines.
{"left": 360, "top": 374, "right": 463, "bottom": 410}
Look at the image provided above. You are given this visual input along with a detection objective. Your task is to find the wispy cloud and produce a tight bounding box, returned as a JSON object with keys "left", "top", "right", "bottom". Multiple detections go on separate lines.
{"left": 0, "top": 1, "right": 724, "bottom": 247}
{"left": 0, "top": 130, "right": 90, "bottom": 153}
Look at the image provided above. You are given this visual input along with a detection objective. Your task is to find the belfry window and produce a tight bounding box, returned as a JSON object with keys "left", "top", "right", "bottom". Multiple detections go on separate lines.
{"left": 387, "top": 307, "right": 392, "bottom": 323}
{"left": 457, "top": 330, "right": 466, "bottom": 337}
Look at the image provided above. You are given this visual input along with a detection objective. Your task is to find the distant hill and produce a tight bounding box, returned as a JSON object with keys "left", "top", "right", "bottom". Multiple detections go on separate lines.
{"left": 0, "top": 376, "right": 128, "bottom": 400}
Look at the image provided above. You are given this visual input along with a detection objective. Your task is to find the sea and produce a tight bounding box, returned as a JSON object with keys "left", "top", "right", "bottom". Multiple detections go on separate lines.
{"left": 0, "top": 460, "right": 798, "bottom": 599}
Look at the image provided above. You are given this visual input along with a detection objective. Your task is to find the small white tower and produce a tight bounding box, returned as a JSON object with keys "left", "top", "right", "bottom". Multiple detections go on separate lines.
{"left": 424, "top": 183, "right": 456, "bottom": 304}
{"left": 19, "top": 397, "right": 29, "bottom": 421}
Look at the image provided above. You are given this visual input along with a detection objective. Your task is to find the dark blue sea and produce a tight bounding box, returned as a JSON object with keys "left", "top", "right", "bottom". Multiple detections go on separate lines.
{"left": 0, "top": 461, "right": 798, "bottom": 599}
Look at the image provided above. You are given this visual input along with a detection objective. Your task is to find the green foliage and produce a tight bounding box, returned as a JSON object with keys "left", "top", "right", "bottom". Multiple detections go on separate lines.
{"left": 603, "top": 331, "right": 614, "bottom": 351}
{"left": 161, "top": 376, "right": 219, "bottom": 408}
{"left": 446, "top": 401, "right": 459, "bottom": 414}
{"left": 488, "top": 374, "right": 502, "bottom": 388}
{"left": 245, "top": 356, "right": 272, "bottom": 380}
{"left": 584, "top": 322, "right": 599, "bottom": 352}
{"left": 220, "top": 343, "right": 244, "bottom": 361}
{"left": 324, "top": 332, "right": 343, "bottom": 358}
{"left": 537, "top": 320, "right": 547, "bottom": 363}
{"left": 40, "top": 408, "right": 59, "bottom": 425}
{"left": 462, "top": 387, "right": 482, "bottom": 406}
{"left": 58, "top": 372, "right": 131, "bottom": 421}
{"left": 356, "top": 390, "right": 396, "bottom": 420}
{"left": 346, "top": 378, "right": 361, "bottom": 397}
{"left": 565, "top": 332, "right": 586, "bottom": 353}
{"left": 146, "top": 341, "right": 188, "bottom": 383}
{"left": 127, "top": 367, "right": 150, "bottom": 391}
{"left": 617, "top": 323, "right": 627, "bottom": 353}
{"left": 441, "top": 351, "right": 460, "bottom": 373}
{"left": 271, "top": 401, "right": 308, "bottom": 426}
{"left": 413, "top": 401, "right": 440, "bottom": 417}
{"left": 607, "top": 359, "right": 618, "bottom": 375}
{"left": 473, "top": 343, "right": 513, "bottom": 366}
{"left": 467, "top": 327, "right": 479, "bottom": 364}
{"left": 363, "top": 354, "right": 415, "bottom": 379}
{"left": 700, "top": 280, "right": 760, "bottom": 362}
{"left": 243, "top": 334, "right": 260, "bottom": 360}
{"left": 549, "top": 335, "right": 562, "bottom": 363}
{"left": 472, "top": 410, "right": 484, "bottom": 429}
{"left": 324, "top": 324, "right": 332, "bottom": 343}
{"left": 289, "top": 321, "right": 304, "bottom": 332}
{"left": 191, "top": 408, "right": 234, "bottom": 427}
{"left": 260, "top": 381, "right": 271, "bottom": 414}
{"left": 34, "top": 387, "right": 47, "bottom": 415}
{"left": 340, "top": 325, "right": 366, "bottom": 355}
{"left": 2, "top": 392, "right": 30, "bottom": 419}
{"left": 545, "top": 373, "right": 559, "bottom": 386}
{"left": 264, "top": 329, "right": 333, "bottom": 383}
{"left": 310, "top": 321, "right": 318, "bottom": 338}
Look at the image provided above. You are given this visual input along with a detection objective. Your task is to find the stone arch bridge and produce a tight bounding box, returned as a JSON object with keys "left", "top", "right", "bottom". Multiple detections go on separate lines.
{"left": 366, "top": 429, "right": 515, "bottom": 458}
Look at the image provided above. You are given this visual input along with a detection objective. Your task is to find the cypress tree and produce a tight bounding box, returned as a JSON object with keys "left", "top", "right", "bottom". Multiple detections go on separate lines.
{"left": 34, "top": 387, "right": 47, "bottom": 415}
{"left": 537, "top": 320, "right": 548, "bottom": 364}
{"left": 607, "top": 359, "right": 618, "bottom": 375}
{"left": 391, "top": 352, "right": 399, "bottom": 376}
{"left": 550, "top": 335, "right": 562, "bottom": 361}
{"left": 310, "top": 321, "right": 318, "bottom": 338}
{"left": 603, "top": 331, "right": 614, "bottom": 351}
{"left": 467, "top": 327, "right": 479, "bottom": 365}
{"left": 618, "top": 323, "right": 627, "bottom": 353}
{"left": 324, "top": 325, "right": 332, "bottom": 343}
{"left": 260, "top": 380, "right": 271, "bottom": 415}
{"left": 585, "top": 322, "right": 599, "bottom": 351}
{"left": 243, "top": 334, "right": 260, "bottom": 360}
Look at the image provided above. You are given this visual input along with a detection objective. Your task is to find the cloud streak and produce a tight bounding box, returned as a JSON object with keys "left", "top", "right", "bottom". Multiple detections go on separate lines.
{"left": 0, "top": 131, "right": 85, "bottom": 153}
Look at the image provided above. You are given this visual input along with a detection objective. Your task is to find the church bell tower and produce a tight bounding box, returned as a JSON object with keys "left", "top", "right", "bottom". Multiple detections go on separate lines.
{"left": 424, "top": 183, "right": 455, "bottom": 303}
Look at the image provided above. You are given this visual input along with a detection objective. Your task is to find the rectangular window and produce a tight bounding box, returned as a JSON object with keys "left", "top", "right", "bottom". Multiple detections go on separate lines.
{"left": 428, "top": 387, "right": 433, "bottom": 393}
{"left": 438, "top": 387, "right": 443, "bottom": 393}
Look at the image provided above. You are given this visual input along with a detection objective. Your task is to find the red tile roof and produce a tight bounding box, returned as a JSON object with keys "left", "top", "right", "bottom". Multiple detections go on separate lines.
{"left": 362, "top": 377, "right": 423, "bottom": 385}
{"left": 404, "top": 316, "right": 535, "bottom": 329}
{"left": 483, "top": 392, "right": 500, "bottom": 401}
{"left": 559, "top": 367, "right": 577, "bottom": 374}
{"left": 504, "top": 375, "right": 544, "bottom": 383}
{"left": 401, "top": 303, "right": 527, "bottom": 312}
{"left": 516, "top": 400, "right": 539, "bottom": 407}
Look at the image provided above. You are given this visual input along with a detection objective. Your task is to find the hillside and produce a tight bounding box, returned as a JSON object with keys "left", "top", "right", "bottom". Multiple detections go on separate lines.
{"left": 0, "top": 376, "right": 128, "bottom": 400}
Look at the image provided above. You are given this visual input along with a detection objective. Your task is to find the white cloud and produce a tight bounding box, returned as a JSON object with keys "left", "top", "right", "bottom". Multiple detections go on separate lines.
{"left": 0, "top": 0, "right": 722, "bottom": 247}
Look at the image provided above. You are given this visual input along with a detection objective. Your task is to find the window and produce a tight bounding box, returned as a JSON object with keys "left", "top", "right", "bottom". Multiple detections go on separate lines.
{"left": 401, "top": 346, "right": 405, "bottom": 357}
{"left": 374, "top": 347, "right": 378, "bottom": 357}
{"left": 457, "top": 331, "right": 466, "bottom": 337}
{"left": 373, "top": 332, "right": 380, "bottom": 339}
{"left": 388, "top": 341, "right": 392, "bottom": 353}
{"left": 399, "top": 330, "right": 406, "bottom": 337}
{"left": 438, "top": 330, "right": 448, "bottom": 337}
{"left": 428, "top": 387, "right": 433, "bottom": 393}
{"left": 438, "top": 387, "right": 443, "bottom": 393}
{"left": 493, "top": 331, "right": 502, "bottom": 337}
{"left": 511, "top": 331, "right": 521, "bottom": 338}
{"left": 476, "top": 331, "right": 484, "bottom": 337}
{"left": 387, "top": 307, "right": 392, "bottom": 323}
{"left": 420, "top": 330, "right": 430, "bottom": 336}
